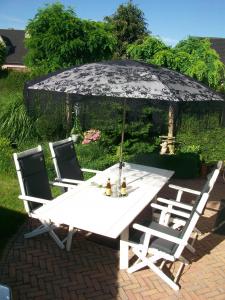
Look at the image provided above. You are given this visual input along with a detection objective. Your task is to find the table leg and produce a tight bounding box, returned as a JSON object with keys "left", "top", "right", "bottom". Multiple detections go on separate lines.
{"left": 66, "top": 225, "right": 74, "bottom": 251}
{"left": 120, "top": 226, "right": 129, "bottom": 270}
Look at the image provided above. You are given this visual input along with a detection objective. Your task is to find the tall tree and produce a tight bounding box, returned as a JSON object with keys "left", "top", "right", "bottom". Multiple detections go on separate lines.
{"left": 25, "top": 3, "right": 116, "bottom": 75}
{"left": 104, "top": 0, "right": 149, "bottom": 58}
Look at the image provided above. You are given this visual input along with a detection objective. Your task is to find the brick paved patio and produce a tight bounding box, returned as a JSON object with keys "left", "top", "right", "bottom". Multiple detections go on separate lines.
{"left": 0, "top": 174, "right": 225, "bottom": 299}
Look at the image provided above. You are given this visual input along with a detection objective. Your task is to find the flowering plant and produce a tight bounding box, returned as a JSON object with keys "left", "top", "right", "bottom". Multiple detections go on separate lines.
{"left": 82, "top": 129, "right": 101, "bottom": 144}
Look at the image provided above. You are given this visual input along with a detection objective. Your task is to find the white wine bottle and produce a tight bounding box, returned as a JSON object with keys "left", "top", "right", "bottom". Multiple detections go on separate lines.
{"left": 105, "top": 178, "right": 112, "bottom": 196}
{"left": 120, "top": 177, "right": 127, "bottom": 196}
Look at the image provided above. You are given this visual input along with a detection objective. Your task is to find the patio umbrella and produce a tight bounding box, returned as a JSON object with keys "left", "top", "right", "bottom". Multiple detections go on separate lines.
{"left": 25, "top": 60, "right": 224, "bottom": 183}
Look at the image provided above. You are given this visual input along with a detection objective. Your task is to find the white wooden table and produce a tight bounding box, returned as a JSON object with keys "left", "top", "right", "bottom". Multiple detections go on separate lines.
{"left": 36, "top": 162, "right": 174, "bottom": 269}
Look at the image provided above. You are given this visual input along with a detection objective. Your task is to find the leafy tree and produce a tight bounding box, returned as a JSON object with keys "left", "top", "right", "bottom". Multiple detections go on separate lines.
{"left": 25, "top": 3, "right": 116, "bottom": 74}
{"left": 127, "top": 36, "right": 169, "bottom": 62}
{"left": 0, "top": 37, "right": 6, "bottom": 68}
{"left": 104, "top": 0, "right": 149, "bottom": 57}
{"left": 173, "top": 37, "right": 225, "bottom": 88}
{"left": 127, "top": 36, "right": 225, "bottom": 89}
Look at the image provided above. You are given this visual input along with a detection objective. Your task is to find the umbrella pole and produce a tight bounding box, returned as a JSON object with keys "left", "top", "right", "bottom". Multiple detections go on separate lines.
{"left": 66, "top": 94, "right": 72, "bottom": 134}
{"left": 118, "top": 99, "right": 126, "bottom": 188}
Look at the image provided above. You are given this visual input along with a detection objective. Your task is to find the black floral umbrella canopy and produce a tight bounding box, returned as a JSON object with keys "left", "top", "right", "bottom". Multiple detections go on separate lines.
{"left": 26, "top": 60, "right": 223, "bottom": 102}
{"left": 25, "top": 60, "right": 224, "bottom": 183}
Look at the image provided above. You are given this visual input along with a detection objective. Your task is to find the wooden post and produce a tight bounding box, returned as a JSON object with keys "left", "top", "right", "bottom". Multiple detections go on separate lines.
{"left": 168, "top": 104, "right": 174, "bottom": 138}
{"left": 168, "top": 104, "right": 175, "bottom": 154}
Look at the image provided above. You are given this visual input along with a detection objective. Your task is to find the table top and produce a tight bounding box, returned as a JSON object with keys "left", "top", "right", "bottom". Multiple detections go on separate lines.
{"left": 37, "top": 163, "right": 174, "bottom": 239}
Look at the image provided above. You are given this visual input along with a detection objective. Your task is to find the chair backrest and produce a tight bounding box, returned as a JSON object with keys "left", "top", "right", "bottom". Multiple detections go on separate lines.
{"left": 201, "top": 160, "right": 223, "bottom": 194}
{"left": 174, "top": 192, "right": 209, "bottom": 258}
{"left": 13, "top": 145, "right": 52, "bottom": 213}
{"left": 194, "top": 160, "right": 223, "bottom": 216}
{"left": 49, "top": 137, "right": 84, "bottom": 181}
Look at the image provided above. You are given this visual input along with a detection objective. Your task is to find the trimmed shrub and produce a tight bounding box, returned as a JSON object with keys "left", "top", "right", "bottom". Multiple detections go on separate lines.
{"left": 131, "top": 152, "right": 200, "bottom": 179}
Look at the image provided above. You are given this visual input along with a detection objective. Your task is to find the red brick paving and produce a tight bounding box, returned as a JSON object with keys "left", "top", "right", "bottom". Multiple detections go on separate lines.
{"left": 1, "top": 174, "right": 225, "bottom": 299}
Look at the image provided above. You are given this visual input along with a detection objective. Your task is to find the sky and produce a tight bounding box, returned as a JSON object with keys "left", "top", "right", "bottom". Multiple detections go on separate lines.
{"left": 0, "top": 0, "right": 224, "bottom": 46}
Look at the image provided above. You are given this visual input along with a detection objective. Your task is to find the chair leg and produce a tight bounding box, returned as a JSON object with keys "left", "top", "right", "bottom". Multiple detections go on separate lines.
{"left": 145, "top": 256, "right": 180, "bottom": 291}
{"left": 66, "top": 226, "right": 76, "bottom": 251}
{"left": 194, "top": 227, "right": 202, "bottom": 235}
{"left": 179, "top": 255, "right": 189, "bottom": 265}
{"left": 48, "top": 228, "right": 65, "bottom": 249}
{"left": 174, "top": 260, "right": 186, "bottom": 283}
{"left": 160, "top": 260, "right": 166, "bottom": 269}
{"left": 24, "top": 224, "right": 49, "bottom": 238}
{"left": 24, "top": 221, "right": 65, "bottom": 249}
{"left": 186, "top": 243, "right": 195, "bottom": 253}
{"left": 129, "top": 249, "right": 180, "bottom": 291}
{"left": 128, "top": 261, "right": 147, "bottom": 273}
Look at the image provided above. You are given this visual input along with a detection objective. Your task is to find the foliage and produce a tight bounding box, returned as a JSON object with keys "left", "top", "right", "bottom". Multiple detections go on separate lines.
{"left": 35, "top": 114, "right": 65, "bottom": 140}
{"left": 131, "top": 152, "right": 200, "bottom": 179}
{"left": 78, "top": 101, "right": 162, "bottom": 156}
{"left": 104, "top": 0, "right": 149, "bottom": 57}
{"left": 121, "top": 107, "right": 158, "bottom": 155}
{"left": 0, "top": 69, "right": 31, "bottom": 90}
{"left": 0, "top": 37, "right": 6, "bottom": 68}
{"left": 0, "top": 137, "right": 14, "bottom": 174}
{"left": 0, "top": 70, "right": 31, "bottom": 119}
{"left": 25, "top": 2, "right": 116, "bottom": 75}
{"left": 177, "top": 110, "right": 225, "bottom": 164}
{"left": 76, "top": 142, "right": 118, "bottom": 171}
{"left": 173, "top": 37, "right": 225, "bottom": 88}
{"left": 177, "top": 128, "right": 225, "bottom": 164}
{"left": 127, "top": 36, "right": 169, "bottom": 61}
{"left": 127, "top": 36, "right": 225, "bottom": 89}
{"left": 0, "top": 96, "right": 36, "bottom": 144}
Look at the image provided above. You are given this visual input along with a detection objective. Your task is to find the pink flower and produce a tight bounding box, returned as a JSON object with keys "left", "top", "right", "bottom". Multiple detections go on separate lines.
{"left": 82, "top": 129, "right": 101, "bottom": 144}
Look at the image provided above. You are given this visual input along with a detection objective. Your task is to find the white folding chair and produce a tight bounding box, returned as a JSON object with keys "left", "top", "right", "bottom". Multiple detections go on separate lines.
{"left": 13, "top": 145, "right": 73, "bottom": 249}
{"left": 127, "top": 192, "right": 209, "bottom": 291}
{"left": 49, "top": 137, "right": 102, "bottom": 188}
{"left": 152, "top": 161, "right": 223, "bottom": 229}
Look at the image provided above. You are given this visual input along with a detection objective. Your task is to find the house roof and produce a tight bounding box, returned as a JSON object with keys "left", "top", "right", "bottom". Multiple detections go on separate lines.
{"left": 209, "top": 38, "right": 225, "bottom": 65}
{"left": 0, "top": 29, "right": 27, "bottom": 65}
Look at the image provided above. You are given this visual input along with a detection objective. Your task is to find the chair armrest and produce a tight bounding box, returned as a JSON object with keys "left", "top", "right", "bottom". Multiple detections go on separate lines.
{"left": 168, "top": 184, "right": 201, "bottom": 195}
{"left": 54, "top": 178, "right": 84, "bottom": 184}
{"left": 156, "top": 197, "right": 193, "bottom": 211}
{"left": 19, "top": 195, "right": 49, "bottom": 205}
{"left": 50, "top": 181, "right": 82, "bottom": 189}
{"left": 151, "top": 203, "right": 191, "bottom": 219}
{"left": 81, "top": 168, "right": 102, "bottom": 174}
{"left": 133, "top": 223, "right": 187, "bottom": 246}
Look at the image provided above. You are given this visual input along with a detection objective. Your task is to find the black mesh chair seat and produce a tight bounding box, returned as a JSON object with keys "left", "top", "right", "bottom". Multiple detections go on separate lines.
{"left": 53, "top": 140, "right": 84, "bottom": 181}
{"left": 130, "top": 220, "right": 182, "bottom": 255}
{"left": 18, "top": 150, "right": 52, "bottom": 211}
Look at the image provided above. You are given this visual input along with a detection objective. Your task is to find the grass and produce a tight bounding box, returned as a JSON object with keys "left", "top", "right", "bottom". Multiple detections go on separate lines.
{"left": 0, "top": 70, "right": 30, "bottom": 257}
{"left": 0, "top": 70, "right": 30, "bottom": 112}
